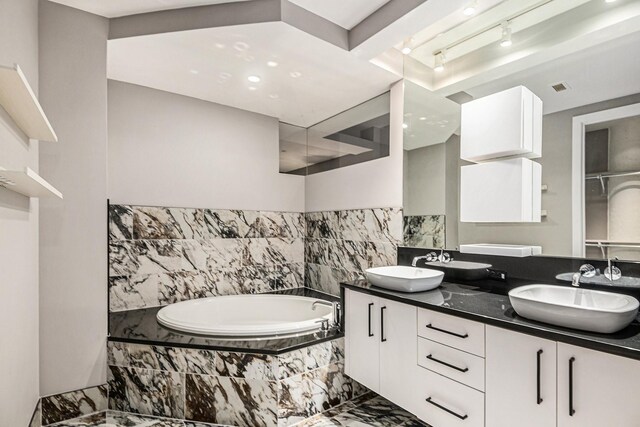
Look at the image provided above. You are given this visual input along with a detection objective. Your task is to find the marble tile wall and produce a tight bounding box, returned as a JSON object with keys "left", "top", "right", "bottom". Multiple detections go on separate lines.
{"left": 305, "top": 208, "right": 402, "bottom": 295}
{"left": 403, "top": 215, "right": 446, "bottom": 249}
{"left": 106, "top": 338, "right": 366, "bottom": 427}
{"left": 108, "top": 205, "right": 305, "bottom": 311}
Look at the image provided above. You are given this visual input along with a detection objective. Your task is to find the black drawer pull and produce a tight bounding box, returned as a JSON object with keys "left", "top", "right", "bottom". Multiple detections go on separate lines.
{"left": 425, "top": 397, "right": 468, "bottom": 420}
{"left": 367, "top": 303, "right": 374, "bottom": 337}
{"left": 427, "top": 354, "right": 469, "bottom": 373}
{"left": 569, "top": 357, "right": 576, "bottom": 416}
{"left": 426, "top": 323, "right": 469, "bottom": 339}
{"left": 536, "top": 349, "right": 543, "bottom": 405}
{"left": 380, "top": 306, "right": 387, "bottom": 342}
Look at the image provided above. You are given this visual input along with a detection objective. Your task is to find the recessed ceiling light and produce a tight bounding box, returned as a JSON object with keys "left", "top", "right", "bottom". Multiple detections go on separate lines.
{"left": 214, "top": 43, "right": 225, "bottom": 49}
{"left": 248, "top": 75, "right": 261, "bottom": 83}
{"left": 401, "top": 47, "right": 412, "bottom": 55}
{"left": 234, "top": 41, "right": 249, "bottom": 51}
{"left": 402, "top": 123, "right": 409, "bottom": 129}
{"left": 189, "top": 69, "right": 199, "bottom": 75}
{"left": 267, "top": 61, "right": 279, "bottom": 67}
{"left": 269, "top": 94, "right": 279, "bottom": 99}
{"left": 463, "top": 1, "right": 477, "bottom": 16}
{"left": 419, "top": 117, "right": 427, "bottom": 121}
{"left": 605, "top": 0, "right": 616, "bottom": 2}
{"left": 248, "top": 86, "right": 258, "bottom": 91}
{"left": 289, "top": 71, "right": 302, "bottom": 78}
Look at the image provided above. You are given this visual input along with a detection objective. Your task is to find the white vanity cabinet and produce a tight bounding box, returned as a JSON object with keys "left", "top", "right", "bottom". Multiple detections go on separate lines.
{"left": 344, "top": 289, "right": 417, "bottom": 409}
{"left": 486, "top": 326, "right": 557, "bottom": 427}
{"left": 557, "top": 343, "right": 640, "bottom": 427}
{"left": 461, "top": 85, "right": 542, "bottom": 162}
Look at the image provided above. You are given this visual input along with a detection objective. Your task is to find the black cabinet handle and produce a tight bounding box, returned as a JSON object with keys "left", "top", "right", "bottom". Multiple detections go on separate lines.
{"left": 380, "top": 306, "right": 387, "bottom": 342}
{"left": 569, "top": 357, "right": 576, "bottom": 416}
{"left": 536, "top": 349, "right": 543, "bottom": 405}
{"left": 426, "top": 323, "right": 469, "bottom": 339}
{"left": 367, "top": 303, "right": 374, "bottom": 337}
{"left": 425, "top": 397, "right": 468, "bottom": 420}
{"left": 427, "top": 354, "right": 469, "bottom": 373}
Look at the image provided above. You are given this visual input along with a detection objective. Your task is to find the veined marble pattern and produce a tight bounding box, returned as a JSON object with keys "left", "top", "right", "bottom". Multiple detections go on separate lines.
{"left": 41, "top": 385, "right": 108, "bottom": 425}
{"left": 109, "top": 204, "right": 307, "bottom": 312}
{"left": 403, "top": 215, "right": 445, "bottom": 249}
{"left": 134, "top": 207, "right": 207, "bottom": 240}
{"left": 46, "top": 393, "right": 426, "bottom": 426}
{"left": 108, "top": 366, "right": 185, "bottom": 419}
{"left": 304, "top": 208, "right": 401, "bottom": 296}
{"left": 185, "top": 374, "right": 278, "bottom": 427}
{"left": 107, "top": 339, "right": 356, "bottom": 427}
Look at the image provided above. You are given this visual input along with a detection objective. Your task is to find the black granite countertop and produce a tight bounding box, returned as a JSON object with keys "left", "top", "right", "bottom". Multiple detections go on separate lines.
{"left": 342, "top": 279, "right": 640, "bottom": 361}
{"left": 108, "top": 288, "right": 342, "bottom": 355}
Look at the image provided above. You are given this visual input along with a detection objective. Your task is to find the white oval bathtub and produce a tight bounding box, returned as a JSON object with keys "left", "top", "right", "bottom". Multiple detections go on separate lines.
{"left": 156, "top": 294, "right": 334, "bottom": 338}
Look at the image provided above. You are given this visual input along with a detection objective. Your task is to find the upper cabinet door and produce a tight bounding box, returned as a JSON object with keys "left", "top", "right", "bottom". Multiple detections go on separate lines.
{"left": 461, "top": 86, "right": 542, "bottom": 163}
{"left": 344, "top": 289, "right": 380, "bottom": 393}
{"left": 460, "top": 158, "right": 542, "bottom": 222}
{"left": 557, "top": 342, "right": 640, "bottom": 427}
{"left": 379, "top": 298, "right": 417, "bottom": 408}
{"left": 486, "top": 326, "right": 556, "bottom": 427}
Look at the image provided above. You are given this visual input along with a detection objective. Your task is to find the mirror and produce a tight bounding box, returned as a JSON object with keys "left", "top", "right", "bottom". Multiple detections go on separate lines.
{"left": 401, "top": 0, "right": 640, "bottom": 261}
{"left": 280, "top": 92, "right": 390, "bottom": 175}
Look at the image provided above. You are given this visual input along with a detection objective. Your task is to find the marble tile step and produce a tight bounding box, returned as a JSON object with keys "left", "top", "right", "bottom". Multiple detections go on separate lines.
{"left": 44, "top": 394, "right": 429, "bottom": 427}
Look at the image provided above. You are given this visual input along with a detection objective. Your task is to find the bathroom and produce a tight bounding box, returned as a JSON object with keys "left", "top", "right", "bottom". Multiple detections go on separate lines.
{"left": 2, "top": 0, "right": 640, "bottom": 426}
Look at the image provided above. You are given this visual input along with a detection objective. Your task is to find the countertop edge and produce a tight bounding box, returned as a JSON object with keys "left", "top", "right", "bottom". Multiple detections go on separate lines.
{"left": 341, "top": 282, "right": 640, "bottom": 362}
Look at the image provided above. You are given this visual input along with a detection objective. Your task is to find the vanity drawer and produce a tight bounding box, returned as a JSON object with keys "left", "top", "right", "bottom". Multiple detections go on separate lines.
{"left": 418, "top": 308, "right": 485, "bottom": 357}
{"left": 418, "top": 337, "right": 485, "bottom": 391}
{"left": 412, "top": 366, "right": 485, "bottom": 427}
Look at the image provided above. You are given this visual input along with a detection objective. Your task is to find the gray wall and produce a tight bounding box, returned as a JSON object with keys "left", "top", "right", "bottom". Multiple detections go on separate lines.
{"left": 39, "top": 1, "right": 109, "bottom": 395}
{"left": 108, "top": 80, "right": 305, "bottom": 212}
{"left": 458, "top": 93, "right": 640, "bottom": 257}
{"left": 0, "top": 0, "right": 41, "bottom": 423}
{"left": 404, "top": 143, "right": 446, "bottom": 216}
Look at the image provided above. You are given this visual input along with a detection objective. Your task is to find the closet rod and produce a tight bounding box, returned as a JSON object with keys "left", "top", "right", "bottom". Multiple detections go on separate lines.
{"left": 585, "top": 170, "right": 640, "bottom": 180}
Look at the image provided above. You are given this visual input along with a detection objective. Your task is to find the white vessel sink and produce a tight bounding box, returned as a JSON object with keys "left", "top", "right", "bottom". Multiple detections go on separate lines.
{"left": 365, "top": 266, "right": 444, "bottom": 293}
{"left": 509, "top": 284, "right": 639, "bottom": 334}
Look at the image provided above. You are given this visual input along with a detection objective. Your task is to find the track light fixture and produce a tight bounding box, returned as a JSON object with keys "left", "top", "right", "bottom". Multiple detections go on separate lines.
{"left": 434, "top": 51, "right": 446, "bottom": 72}
{"left": 500, "top": 21, "right": 512, "bottom": 47}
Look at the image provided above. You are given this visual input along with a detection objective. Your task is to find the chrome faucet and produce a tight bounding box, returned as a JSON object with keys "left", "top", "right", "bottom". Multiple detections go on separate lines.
{"left": 572, "top": 264, "right": 596, "bottom": 287}
{"left": 438, "top": 249, "right": 452, "bottom": 263}
{"left": 412, "top": 252, "right": 438, "bottom": 266}
{"left": 312, "top": 300, "right": 341, "bottom": 327}
{"left": 605, "top": 257, "right": 622, "bottom": 281}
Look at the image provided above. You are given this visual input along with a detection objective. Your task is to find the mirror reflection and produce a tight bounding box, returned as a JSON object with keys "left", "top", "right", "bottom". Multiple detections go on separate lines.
{"left": 401, "top": 0, "right": 640, "bottom": 261}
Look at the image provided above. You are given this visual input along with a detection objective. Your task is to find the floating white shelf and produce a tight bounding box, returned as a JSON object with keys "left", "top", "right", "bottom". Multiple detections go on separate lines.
{"left": 0, "top": 167, "right": 62, "bottom": 199}
{"left": 0, "top": 64, "right": 58, "bottom": 142}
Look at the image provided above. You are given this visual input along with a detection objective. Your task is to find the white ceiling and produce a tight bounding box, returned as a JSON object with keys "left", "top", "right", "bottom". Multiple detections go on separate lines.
{"left": 288, "top": 0, "right": 390, "bottom": 30}
{"left": 107, "top": 22, "right": 399, "bottom": 127}
{"left": 47, "top": 0, "right": 249, "bottom": 18}
{"left": 464, "top": 30, "right": 640, "bottom": 115}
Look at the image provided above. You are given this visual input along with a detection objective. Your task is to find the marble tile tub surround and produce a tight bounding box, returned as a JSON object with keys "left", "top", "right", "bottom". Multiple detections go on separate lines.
{"left": 108, "top": 204, "right": 305, "bottom": 311}
{"left": 305, "top": 208, "right": 403, "bottom": 296}
{"left": 106, "top": 337, "right": 367, "bottom": 427}
{"left": 403, "top": 215, "right": 445, "bottom": 249}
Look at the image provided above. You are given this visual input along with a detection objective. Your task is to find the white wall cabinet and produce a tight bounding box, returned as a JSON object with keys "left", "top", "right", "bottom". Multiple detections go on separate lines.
{"left": 461, "top": 85, "right": 542, "bottom": 162}
{"left": 486, "top": 326, "right": 557, "bottom": 427}
{"left": 460, "top": 158, "right": 541, "bottom": 222}
{"left": 557, "top": 342, "right": 640, "bottom": 427}
{"left": 344, "top": 289, "right": 417, "bottom": 409}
